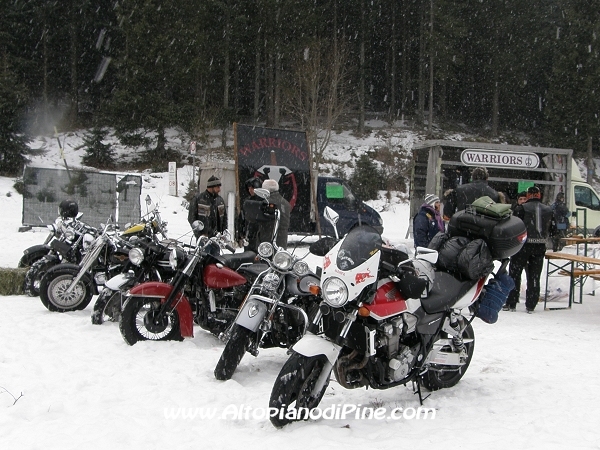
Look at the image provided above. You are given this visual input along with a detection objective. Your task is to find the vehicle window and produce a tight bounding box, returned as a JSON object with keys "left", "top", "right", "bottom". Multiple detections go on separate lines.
{"left": 325, "top": 182, "right": 355, "bottom": 204}
{"left": 574, "top": 185, "right": 600, "bottom": 210}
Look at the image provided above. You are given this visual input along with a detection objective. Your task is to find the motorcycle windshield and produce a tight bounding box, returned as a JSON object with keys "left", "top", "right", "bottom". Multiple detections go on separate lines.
{"left": 336, "top": 226, "right": 382, "bottom": 271}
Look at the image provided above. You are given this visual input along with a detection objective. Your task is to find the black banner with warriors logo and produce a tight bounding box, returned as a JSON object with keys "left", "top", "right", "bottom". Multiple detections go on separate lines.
{"left": 235, "top": 124, "right": 313, "bottom": 233}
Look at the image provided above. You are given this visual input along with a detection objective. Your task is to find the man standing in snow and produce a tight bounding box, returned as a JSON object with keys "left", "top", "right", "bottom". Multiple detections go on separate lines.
{"left": 259, "top": 179, "right": 291, "bottom": 248}
{"left": 413, "top": 194, "right": 444, "bottom": 248}
{"left": 188, "top": 175, "right": 227, "bottom": 237}
{"left": 504, "top": 186, "right": 554, "bottom": 313}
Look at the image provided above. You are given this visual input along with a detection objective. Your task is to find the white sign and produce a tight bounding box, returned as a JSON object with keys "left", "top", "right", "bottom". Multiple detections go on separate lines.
{"left": 460, "top": 149, "right": 540, "bottom": 169}
{"left": 168, "top": 162, "right": 177, "bottom": 196}
{"left": 189, "top": 141, "right": 196, "bottom": 154}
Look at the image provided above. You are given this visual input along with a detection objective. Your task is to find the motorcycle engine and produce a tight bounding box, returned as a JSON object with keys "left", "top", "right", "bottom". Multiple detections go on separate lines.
{"left": 388, "top": 346, "right": 417, "bottom": 381}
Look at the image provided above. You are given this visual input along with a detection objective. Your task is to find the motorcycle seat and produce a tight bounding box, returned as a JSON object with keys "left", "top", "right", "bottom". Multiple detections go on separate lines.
{"left": 421, "top": 271, "right": 479, "bottom": 314}
{"left": 221, "top": 251, "right": 258, "bottom": 270}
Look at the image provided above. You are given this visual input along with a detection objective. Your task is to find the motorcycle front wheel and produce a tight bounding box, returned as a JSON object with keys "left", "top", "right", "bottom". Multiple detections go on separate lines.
{"left": 24, "top": 258, "right": 58, "bottom": 297}
{"left": 214, "top": 324, "right": 252, "bottom": 380}
{"left": 421, "top": 321, "right": 475, "bottom": 391}
{"left": 39, "top": 267, "right": 93, "bottom": 312}
{"left": 91, "top": 288, "right": 123, "bottom": 325}
{"left": 268, "top": 353, "right": 331, "bottom": 428}
{"left": 119, "top": 296, "right": 182, "bottom": 345}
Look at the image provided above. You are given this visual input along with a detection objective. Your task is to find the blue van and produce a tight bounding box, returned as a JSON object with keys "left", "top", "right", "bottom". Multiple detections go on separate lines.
{"left": 316, "top": 176, "right": 384, "bottom": 237}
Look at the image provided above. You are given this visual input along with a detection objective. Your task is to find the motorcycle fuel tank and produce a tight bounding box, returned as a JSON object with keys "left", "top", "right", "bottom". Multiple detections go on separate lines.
{"left": 203, "top": 264, "right": 248, "bottom": 288}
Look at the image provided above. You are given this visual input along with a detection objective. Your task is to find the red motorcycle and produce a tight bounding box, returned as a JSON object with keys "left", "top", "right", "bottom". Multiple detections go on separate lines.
{"left": 119, "top": 223, "right": 265, "bottom": 345}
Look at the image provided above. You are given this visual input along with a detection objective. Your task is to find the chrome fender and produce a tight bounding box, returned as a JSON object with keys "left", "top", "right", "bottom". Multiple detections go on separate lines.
{"left": 292, "top": 333, "right": 342, "bottom": 365}
{"left": 105, "top": 273, "right": 133, "bottom": 291}
{"left": 235, "top": 298, "right": 268, "bottom": 332}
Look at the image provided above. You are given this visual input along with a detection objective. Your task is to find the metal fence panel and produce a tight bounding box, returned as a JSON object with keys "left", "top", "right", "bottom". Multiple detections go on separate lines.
{"left": 21, "top": 166, "right": 141, "bottom": 229}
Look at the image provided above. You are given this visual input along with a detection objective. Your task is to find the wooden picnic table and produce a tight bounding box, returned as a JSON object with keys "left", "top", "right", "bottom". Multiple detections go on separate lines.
{"left": 544, "top": 251, "right": 600, "bottom": 309}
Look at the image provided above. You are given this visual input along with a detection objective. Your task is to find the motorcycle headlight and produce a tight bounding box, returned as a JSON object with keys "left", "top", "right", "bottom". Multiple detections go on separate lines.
{"left": 273, "top": 251, "right": 293, "bottom": 271}
{"left": 169, "top": 248, "right": 178, "bottom": 270}
{"left": 258, "top": 242, "right": 274, "bottom": 258}
{"left": 83, "top": 233, "right": 95, "bottom": 250}
{"left": 322, "top": 277, "right": 349, "bottom": 307}
{"left": 63, "top": 229, "right": 75, "bottom": 241}
{"left": 129, "top": 247, "right": 145, "bottom": 266}
{"left": 293, "top": 260, "right": 309, "bottom": 276}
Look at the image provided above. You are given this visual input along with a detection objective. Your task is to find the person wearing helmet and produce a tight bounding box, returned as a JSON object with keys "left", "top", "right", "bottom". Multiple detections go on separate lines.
{"left": 237, "top": 177, "right": 262, "bottom": 251}
{"left": 446, "top": 166, "right": 500, "bottom": 218}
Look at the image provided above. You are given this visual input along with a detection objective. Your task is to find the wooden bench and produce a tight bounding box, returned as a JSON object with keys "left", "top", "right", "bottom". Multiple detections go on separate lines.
{"left": 545, "top": 252, "right": 600, "bottom": 309}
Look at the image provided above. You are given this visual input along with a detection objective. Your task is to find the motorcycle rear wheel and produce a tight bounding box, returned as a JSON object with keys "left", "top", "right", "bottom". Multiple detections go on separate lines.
{"left": 421, "top": 321, "right": 475, "bottom": 391}
{"left": 39, "top": 268, "right": 93, "bottom": 312}
{"left": 214, "top": 324, "right": 251, "bottom": 380}
{"left": 269, "top": 353, "right": 331, "bottom": 428}
{"left": 119, "top": 296, "right": 182, "bottom": 345}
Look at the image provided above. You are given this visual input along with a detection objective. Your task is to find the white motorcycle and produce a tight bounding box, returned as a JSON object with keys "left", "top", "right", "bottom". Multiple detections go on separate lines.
{"left": 268, "top": 208, "right": 524, "bottom": 427}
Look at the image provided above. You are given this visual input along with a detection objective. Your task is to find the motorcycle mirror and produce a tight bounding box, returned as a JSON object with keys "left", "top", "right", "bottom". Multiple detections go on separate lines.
{"left": 145, "top": 195, "right": 152, "bottom": 206}
{"left": 415, "top": 247, "right": 439, "bottom": 264}
{"left": 191, "top": 220, "right": 205, "bottom": 231}
{"left": 324, "top": 206, "right": 339, "bottom": 225}
{"left": 254, "top": 188, "right": 270, "bottom": 200}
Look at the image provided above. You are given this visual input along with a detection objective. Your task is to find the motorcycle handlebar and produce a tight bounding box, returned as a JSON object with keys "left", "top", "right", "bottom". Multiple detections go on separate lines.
{"left": 225, "top": 244, "right": 236, "bottom": 253}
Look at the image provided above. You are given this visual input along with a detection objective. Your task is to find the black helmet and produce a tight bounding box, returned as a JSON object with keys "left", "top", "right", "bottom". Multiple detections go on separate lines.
{"left": 245, "top": 177, "right": 261, "bottom": 190}
{"left": 58, "top": 200, "right": 79, "bottom": 219}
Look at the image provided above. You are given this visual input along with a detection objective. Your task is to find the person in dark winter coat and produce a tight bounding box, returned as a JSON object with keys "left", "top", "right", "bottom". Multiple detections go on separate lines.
{"left": 237, "top": 177, "right": 262, "bottom": 252}
{"left": 188, "top": 175, "right": 227, "bottom": 237}
{"left": 259, "top": 179, "right": 291, "bottom": 248}
{"left": 505, "top": 186, "right": 555, "bottom": 313}
{"left": 413, "top": 194, "right": 444, "bottom": 248}
{"left": 446, "top": 167, "right": 500, "bottom": 218}
{"left": 551, "top": 192, "right": 570, "bottom": 252}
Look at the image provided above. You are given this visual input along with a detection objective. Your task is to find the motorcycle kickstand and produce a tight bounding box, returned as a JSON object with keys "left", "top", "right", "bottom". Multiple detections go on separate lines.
{"left": 412, "top": 375, "right": 430, "bottom": 405}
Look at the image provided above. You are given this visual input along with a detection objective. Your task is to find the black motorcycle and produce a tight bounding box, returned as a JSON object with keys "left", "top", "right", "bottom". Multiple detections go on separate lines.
{"left": 21, "top": 214, "right": 97, "bottom": 297}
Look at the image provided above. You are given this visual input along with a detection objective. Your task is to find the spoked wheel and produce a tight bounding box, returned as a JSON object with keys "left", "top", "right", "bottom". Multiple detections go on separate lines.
{"left": 269, "top": 353, "right": 331, "bottom": 428}
{"left": 24, "top": 259, "right": 57, "bottom": 297}
{"left": 421, "top": 320, "right": 475, "bottom": 391}
{"left": 214, "top": 324, "right": 252, "bottom": 380}
{"left": 39, "top": 268, "right": 93, "bottom": 312}
{"left": 119, "top": 297, "right": 182, "bottom": 345}
{"left": 91, "top": 288, "right": 123, "bottom": 325}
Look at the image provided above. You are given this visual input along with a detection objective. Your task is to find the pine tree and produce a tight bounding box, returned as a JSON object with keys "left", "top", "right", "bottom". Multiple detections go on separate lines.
{"left": 0, "top": 70, "right": 29, "bottom": 176}
{"left": 350, "top": 153, "right": 381, "bottom": 200}
{"left": 81, "top": 126, "right": 115, "bottom": 168}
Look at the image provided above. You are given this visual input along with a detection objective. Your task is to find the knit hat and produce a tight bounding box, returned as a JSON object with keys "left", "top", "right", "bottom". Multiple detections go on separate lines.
{"left": 262, "top": 179, "right": 279, "bottom": 192}
{"left": 206, "top": 175, "right": 221, "bottom": 188}
{"left": 424, "top": 194, "right": 440, "bottom": 207}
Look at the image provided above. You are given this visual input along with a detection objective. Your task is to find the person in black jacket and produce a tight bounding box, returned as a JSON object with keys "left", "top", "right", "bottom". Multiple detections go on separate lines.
{"left": 446, "top": 167, "right": 500, "bottom": 218}
{"left": 188, "top": 175, "right": 227, "bottom": 237}
{"left": 504, "top": 186, "right": 554, "bottom": 313}
{"left": 237, "top": 177, "right": 262, "bottom": 251}
{"left": 551, "top": 192, "right": 570, "bottom": 252}
{"left": 413, "top": 194, "right": 444, "bottom": 248}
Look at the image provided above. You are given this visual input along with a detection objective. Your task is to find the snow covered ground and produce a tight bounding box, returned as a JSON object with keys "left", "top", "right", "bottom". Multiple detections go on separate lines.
{"left": 1, "top": 129, "right": 600, "bottom": 449}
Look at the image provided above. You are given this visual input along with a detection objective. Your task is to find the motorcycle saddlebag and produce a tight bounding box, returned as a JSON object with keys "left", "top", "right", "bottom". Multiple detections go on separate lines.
{"left": 448, "top": 210, "right": 526, "bottom": 259}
